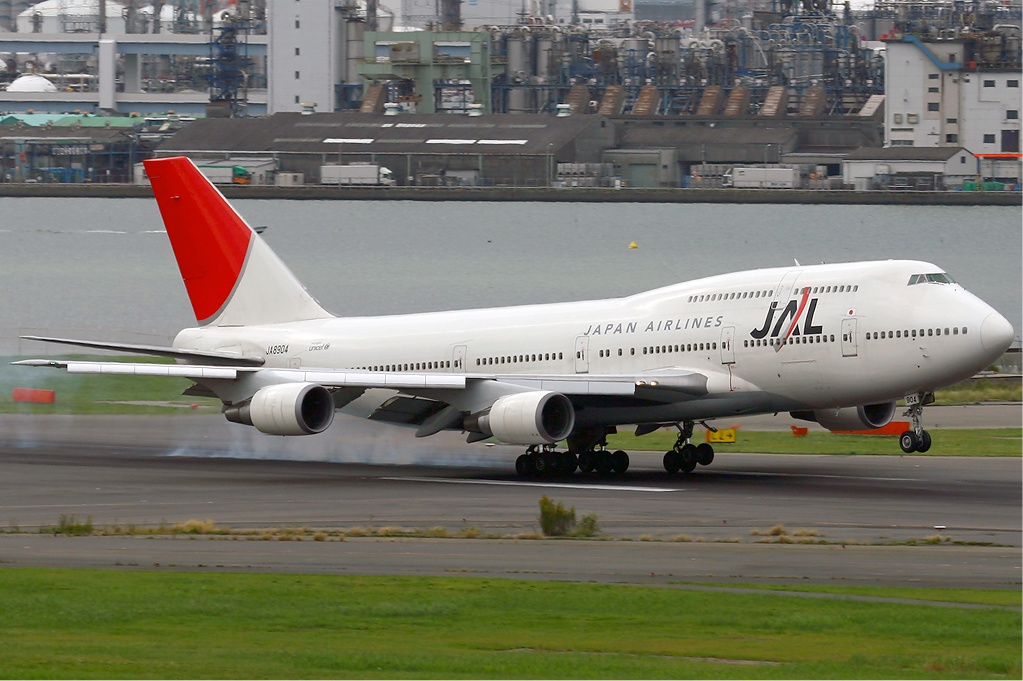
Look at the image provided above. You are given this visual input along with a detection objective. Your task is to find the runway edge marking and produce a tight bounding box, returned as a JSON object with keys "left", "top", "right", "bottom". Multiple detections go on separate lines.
{"left": 382, "top": 477, "right": 685, "bottom": 493}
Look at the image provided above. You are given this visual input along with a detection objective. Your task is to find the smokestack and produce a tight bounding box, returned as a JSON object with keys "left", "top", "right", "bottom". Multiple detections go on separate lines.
{"left": 367, "top": 0, "right": 378, "bottom": 31}
{"left": 441, "top": 0, "right": 462, "bottom": 31}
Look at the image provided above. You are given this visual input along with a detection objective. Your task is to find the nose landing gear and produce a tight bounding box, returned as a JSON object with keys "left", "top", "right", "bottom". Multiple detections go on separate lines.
{"left": 899, "top": 392, "right": 934, "bottom": 453}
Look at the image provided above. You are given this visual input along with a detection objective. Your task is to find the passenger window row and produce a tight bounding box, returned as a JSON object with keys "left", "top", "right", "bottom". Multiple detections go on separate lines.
{"left": 744, "top": 335, "right": 835, "bottom": 348}
{"left": 475, "top": 352, "right": 564, "bottom": 367}
{"left": 865, "top": 327, "right": 966, "bottom": 340}
{"left": 689, "top": 290, "right": 773, "bottom": 303}
{"left": 803, "top": 284, "right": 858, "bottom": 294}
{"left": 359, "top": 360, "right": 452, "bottom": 372}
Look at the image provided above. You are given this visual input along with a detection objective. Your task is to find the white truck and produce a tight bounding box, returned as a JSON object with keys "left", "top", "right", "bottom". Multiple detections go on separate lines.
{"left": 722, "top": 167, "right": 797, "bottom": 189}
{"left": 320, "top": 164, "right": 395, "bottom": 186}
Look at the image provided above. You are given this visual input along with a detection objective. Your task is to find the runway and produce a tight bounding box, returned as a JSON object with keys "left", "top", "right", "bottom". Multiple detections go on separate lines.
{"left": 0, "top": 412, "right": 1019, "bottom": 589}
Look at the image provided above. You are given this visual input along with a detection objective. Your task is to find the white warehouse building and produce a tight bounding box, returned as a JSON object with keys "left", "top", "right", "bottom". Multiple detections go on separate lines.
{"left": 884, "top": 33, "right": 1021, "bottom": 158}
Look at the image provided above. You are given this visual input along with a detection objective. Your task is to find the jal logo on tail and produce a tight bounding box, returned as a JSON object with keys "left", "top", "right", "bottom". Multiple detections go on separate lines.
{"left": 750, "top": 288, "right": 823, "bottom": 343}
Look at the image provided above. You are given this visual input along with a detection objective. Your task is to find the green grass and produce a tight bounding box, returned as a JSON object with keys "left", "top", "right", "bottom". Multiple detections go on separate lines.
{"left": 607, "top": 428, "right": 1022, "bottom": 456}
{"left": 934, "top": 377, "right": 1021, "bottom": 405}
{"left": 0, "top": 569, "right": 1018, "bottom": 678}
{"left": 2, "top": 355, "right": 221, "bottom": 415}
{"left": 680, "top": 583, "right": 1022, "bottom": 607}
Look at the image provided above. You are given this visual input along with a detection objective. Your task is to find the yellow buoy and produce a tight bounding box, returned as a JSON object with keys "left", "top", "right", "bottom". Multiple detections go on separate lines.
{"left": 629, "top": 241, "right": 638, "bottom": 249}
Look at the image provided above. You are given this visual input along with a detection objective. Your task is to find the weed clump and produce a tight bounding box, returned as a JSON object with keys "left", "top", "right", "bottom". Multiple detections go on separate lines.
{"left": 538, "top": 495, "right": 575, "bottom": 536}
{"left": 48, "top": 514, "right": 94, "bottom": 536}
{"left": 537, "top": 496, "right": 599, "bottom": 537}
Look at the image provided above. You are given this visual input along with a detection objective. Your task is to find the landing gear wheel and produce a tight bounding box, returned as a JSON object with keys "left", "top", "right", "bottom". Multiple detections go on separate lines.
{"left": 679, "top": 444, "right": 698, "bottom": 473}
{"left": 533, "top": 452, "right": 551, "bottom": 475}
{"left": 578, "top": 451, "right": 595, "bottom": 474}
{"left": 663, "top": 450, "right": 681, "bottom": 474}
{"left": 899, "top": 430, "right": 920, "bottom": 454}
{"left": 917, "top": 430, "right": 932, "bottom": 453}
{"left": 611, "top": 450, "right": 630, "bottom": 474}
{"left": 594, "top": 450, "right": 614, "bottom": 475}
{"left": 695, "top": 443, "right": 715, "bottom": 466}
{"left": 560, "top": 452, "right": 579, "bottom": 475}
{"left": 515, "top": 454, "right": 531, "bottom": 477}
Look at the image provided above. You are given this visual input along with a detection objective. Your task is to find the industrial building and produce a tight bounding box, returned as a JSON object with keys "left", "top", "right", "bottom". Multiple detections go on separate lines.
{"left": 841, "top": 145, "right": 978, "bottom": 190}
{"left": 0, "top": 1, "right": 268, "bottom": 115}
{"left": 152, "top": 111, "right": 616, "bottom": 187}
{"left": 1, "top": 0, "right": 1020, "bottom": 189}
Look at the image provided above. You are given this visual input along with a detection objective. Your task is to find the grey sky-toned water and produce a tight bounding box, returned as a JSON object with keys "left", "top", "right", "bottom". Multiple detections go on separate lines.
{"left": 0, "top": 198, "right": 1019, "bottom": 353}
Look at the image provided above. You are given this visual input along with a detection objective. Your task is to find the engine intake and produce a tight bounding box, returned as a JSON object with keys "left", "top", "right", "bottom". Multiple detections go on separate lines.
{"left": 466, "top": 391, "right": 575, "bottom": 445}
{"left": 792, "top": 401, "right": 897, "bottom": 432}
{"left": 225, "top": 382, "right": 335, "bottom": 436}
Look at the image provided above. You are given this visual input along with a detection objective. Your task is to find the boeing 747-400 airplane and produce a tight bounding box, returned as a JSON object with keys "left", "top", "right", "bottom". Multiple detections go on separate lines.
{"left": 16, "top": 157, "right": 1016, "bottom": 476}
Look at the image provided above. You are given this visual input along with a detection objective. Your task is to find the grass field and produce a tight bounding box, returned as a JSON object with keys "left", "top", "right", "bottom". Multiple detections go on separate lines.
{"left": 0, "top": 569, "right": 1019, "bottom": 679}
{"left": 606, "top": 428, "right": 1022, "bottom": 456}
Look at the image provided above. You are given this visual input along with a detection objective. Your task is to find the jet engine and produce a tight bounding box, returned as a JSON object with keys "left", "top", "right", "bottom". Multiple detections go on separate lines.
{"left": 225, "top": 382, "right": 335, "bottom": 436}
{"left": 791, "top": 401, "right": 897, "bottom": 432}
{"left": 466, "top": 391, "right": 575, "bottom": 445}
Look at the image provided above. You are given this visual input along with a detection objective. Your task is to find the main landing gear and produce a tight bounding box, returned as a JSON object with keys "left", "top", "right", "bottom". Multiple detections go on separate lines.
{"left": 662, "top": 420, "right": 715, "bottom": 475}
{"left": 514, "top": 429, "right": 630, "bottom": 478}
{"left": 899, "top": 392, "right": 935, "bottom": 453}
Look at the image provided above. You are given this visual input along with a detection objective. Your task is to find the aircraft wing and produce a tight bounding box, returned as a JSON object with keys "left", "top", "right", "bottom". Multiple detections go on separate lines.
{"left": 12, "top": 359, "right": 706, "bottom": 397}
{"left": 20, "top": 335, "right": 265, "bottom": 367}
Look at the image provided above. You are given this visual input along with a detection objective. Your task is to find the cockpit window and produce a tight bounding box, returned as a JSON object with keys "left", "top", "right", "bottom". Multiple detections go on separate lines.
{"left": 908, "top": 273, "right": 956, "bottom": 285}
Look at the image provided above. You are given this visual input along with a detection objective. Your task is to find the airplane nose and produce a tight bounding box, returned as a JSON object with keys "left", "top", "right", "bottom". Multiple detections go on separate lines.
{"left": 980, "top": 312, "right": 1015, "bottom": 353}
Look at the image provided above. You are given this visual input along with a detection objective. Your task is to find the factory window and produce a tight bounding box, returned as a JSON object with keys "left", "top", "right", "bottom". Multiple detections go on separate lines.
{"left": 928, "top": 87, "right": 939, "bottom": 93}
{"left": 295, "top": 47, "right": 300, "bottom": 56}
{"left": 294, "top": 95, "right": 300, "bottom": 103}
{"left": 984, "top": 134, "right": 996, "bottom": 143}
{"left": 928, "top": 73, "right": 939, "bottom": 80}
{"left": 907, "top": 114, "right": 919, "bottom": 124}
{"left": 295, "top": 71, "right": 300, "bottom": 79}
{"left": 983, "top": 79, "right": 995, "bottom": 88}
{"left": 947, "top": 54, "right": 957, "bottom": 62}
{"left": 946, "top": 118, "right": 957, "bottom": 124}
{"left": 891, "top": 139, "right": 914, "bottom": 146}
{"left": 1008, "top": 80, "right": 1019, "bottom": 87}
{"left": 927, "top": 103, "right": 940, "bottom": 111}
{"left": 1008, "top": 110, "right": 1020, "bottom": 120}
{"left": 893, "top": 114, "right": 902, "bottom": 123}
{"left": 295, "top": 19, "right": 300, "bottom": 28}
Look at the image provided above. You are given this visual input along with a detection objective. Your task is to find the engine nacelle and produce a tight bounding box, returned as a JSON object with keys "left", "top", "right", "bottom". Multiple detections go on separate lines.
{"left": 468, "top": 391, "right": 575, "bottom": 445}
{"left": 792, "top": 401, "right": 897, "bottom": 432}
{"left": 225, "top": 382, "right": 335, "bottom": 436}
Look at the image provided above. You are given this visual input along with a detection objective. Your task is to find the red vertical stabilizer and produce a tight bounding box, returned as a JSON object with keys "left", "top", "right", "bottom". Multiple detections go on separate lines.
{"left": 144, "top": 157, "right": 252, "bottom": 324}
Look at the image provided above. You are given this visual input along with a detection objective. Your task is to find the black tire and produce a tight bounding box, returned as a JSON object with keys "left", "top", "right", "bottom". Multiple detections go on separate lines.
{"left": 917, "top": 430, "right": 932, "bottom": 453}
{"left": 899, "top": 431, "right": 919, "bottom": 453}
{"left": 663, "top": 450, "right": 681, "bottom": 474}
{"left": 561, "top": 452, "right": 579, "bottom": 475}
{"left": 515, "top": 454, "right": 531, "bottom": 477}
{"left": 695, "top": 442, "right": 715, "bottom": 466}
{"left": 578, "top": 451, "right": 595, "bottom": 474}
{"left": 532, "top": 453, "right": 550, "bottom": 475}
{"left": 611, "top": 450, "right": 630, "bottom": 474}
{"left": 594, "top": 450, "right": 614, "bottom": 475}
{"left": 679, "top": 444, "right": 698, "bottom": 473}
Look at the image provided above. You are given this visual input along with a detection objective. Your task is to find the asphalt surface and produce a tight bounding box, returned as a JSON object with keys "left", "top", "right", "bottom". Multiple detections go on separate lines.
{"left": 0, "top": 410, "right": 1019, "bottom": 589}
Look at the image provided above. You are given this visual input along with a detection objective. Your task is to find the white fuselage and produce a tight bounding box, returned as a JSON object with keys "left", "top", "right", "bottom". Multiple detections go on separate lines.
{"left": 174, "top": 259, "right": 1012, "bottom": 427}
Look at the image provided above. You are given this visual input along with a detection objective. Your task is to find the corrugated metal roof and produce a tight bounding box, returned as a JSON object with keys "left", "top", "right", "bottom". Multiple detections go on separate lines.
{"left": 619, "top": 124, "right": 795, "bottom": 147}
{"left": 158, "top": 112, "right": 611, "bottom": 155}
{"left": 844, "top": 146, "right": 966, "bottom": 161}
